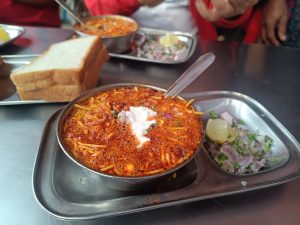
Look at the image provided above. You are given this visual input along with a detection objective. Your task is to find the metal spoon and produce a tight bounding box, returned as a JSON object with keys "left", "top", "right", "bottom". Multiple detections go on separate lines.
{"left": 54, "top": 0, "right": 85, "bottom": 26}
{"left": 165, "top": 52, "right": 215, "bottom": 98}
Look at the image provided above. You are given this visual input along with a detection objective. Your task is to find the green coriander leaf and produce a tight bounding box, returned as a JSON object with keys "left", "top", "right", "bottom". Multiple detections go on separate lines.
{"left": 111, "top": 110, "right": 118, "bottom": 118}
{"left": 208, "top": 111, "right": 218, "bottom": 119}
{"left": 263, "top": 135, "right": 273, "bottom": 152}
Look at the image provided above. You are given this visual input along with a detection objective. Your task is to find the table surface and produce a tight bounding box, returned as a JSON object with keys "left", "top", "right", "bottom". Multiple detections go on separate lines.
{"left": 1, "top": 15, "right": 300, "bottom": 225}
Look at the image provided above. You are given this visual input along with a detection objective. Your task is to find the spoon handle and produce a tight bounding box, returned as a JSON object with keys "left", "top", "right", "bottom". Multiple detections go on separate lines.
{"left": 54, "top": 0, "right": 85, "bottom": 26}
{"left": 165, "top": 52, "right": 215, "bottom": 98}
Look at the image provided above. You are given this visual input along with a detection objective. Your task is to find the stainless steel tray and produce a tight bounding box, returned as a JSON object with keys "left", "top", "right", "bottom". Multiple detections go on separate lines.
{"left": 32, "top": 91, "right": 300, "bottom": 220}
{"left": 109, "top": 27, "right": 197, "bottom": 64}
{"left": 0, "top": 55, "right": 47, "bottom": 105}
{"left": 0, "top": 24, "right": 25, "bottom": 48}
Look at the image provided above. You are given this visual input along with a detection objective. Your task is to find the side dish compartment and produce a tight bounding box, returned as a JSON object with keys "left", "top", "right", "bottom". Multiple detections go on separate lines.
{"left": 191, "top": 95, "right": 290, "bottom": 175}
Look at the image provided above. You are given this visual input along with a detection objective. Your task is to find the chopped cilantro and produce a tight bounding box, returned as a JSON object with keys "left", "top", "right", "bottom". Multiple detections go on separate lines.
{"left": 263, "top": 135, "right": 273, "bottom": 152}
{"left": 232, "top": 139, "right": 244, "bottom": 155}
{"left": 253, "top": 151, "right": 261, "bottom": 159}
{"left": 237, "top": 120, "right": 246, "bottom": 125}
{"left": 217, "top": 153, "right": 228, "bottom": 162}
{"left": 246, "top": 164, "right": 253, "bottom": 173}
{"left": 111, "top": 110, "right": 118, "bottom": 118}
{"left": 247, "top": 132, "right": 257, "bottom": 145}
{"left": 147, "top": 123, "right": 158, "bottom": 132}
{"left": 233, "top": 161, "right": 240, "bottom": 170}
{"left": 208, "top": 111, "right": 218, "bottom": 119}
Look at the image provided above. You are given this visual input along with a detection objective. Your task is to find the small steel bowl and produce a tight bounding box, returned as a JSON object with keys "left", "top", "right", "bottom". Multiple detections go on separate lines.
{"left": 73, "top": 15, "right": 138, "bottom": 53}
{"left": 56, "top": 83, "right": 204, "bottom": 191}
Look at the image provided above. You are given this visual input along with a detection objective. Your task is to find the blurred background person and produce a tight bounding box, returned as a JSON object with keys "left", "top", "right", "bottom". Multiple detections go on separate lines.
{"left": 190, "top": 0, "right": 261, "bottom": 44}
{"left": 84, "top": 0, "right": 300, "bottom": 48}
{"left": 84, "top": 0, "right": 164, "bottom": 16}
{"left": 261, "top": 0, "right": 289, "bottom": 46}
{"left": 285, "top": 0, "right": 300, "bottom": 47}
{"left": 84, "top": 0, "right": 261, "bottom": 44}
{"left": 0, "top": 0, "right": 61, "bottom": 27}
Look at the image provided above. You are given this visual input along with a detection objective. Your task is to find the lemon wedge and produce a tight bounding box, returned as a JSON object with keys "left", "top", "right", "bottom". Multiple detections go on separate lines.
{"left": 227, "top": 127, "right": 238, "bottom": 143}
{"left": 0, "top": 27, "right": 9, "bottom": 43}
{"left": 206, "top": 119, "right": 237, "bottom": 144}
{"left": 159, "top": 34, "right": 178, "bottom": 48}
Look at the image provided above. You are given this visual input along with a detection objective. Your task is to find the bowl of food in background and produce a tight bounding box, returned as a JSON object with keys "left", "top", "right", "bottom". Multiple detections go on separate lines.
{"left": 56, "top": 83, "right": 204, "bottom": 191}
{"left": 73, "top": 15, "right": 139, "bottom": 53}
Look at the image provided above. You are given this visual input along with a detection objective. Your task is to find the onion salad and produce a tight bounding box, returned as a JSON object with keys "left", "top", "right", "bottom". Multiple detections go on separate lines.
{"left": 205, "top": 111, "right": 273, "bottom": 174}
{"left": 134, "top": 34, "right": 188, "bottom": 62}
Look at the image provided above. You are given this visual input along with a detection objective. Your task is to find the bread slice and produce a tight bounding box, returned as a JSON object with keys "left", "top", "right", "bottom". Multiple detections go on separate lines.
{"left": 17, "top": 45, "right": 109, "bottom": 102}
{"left": 16, "top": 77, "right": 55, "bottom": 91}
{"left": 17, "top": 85, "right": 83, "bottom": 102}
{"left": 11, "top": 35, "right": 105, "bottom": 91}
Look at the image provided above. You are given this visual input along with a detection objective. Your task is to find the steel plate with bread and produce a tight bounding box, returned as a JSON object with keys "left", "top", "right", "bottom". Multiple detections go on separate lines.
{"left": 10, "top": 36, "right": 109, "bottom": 102}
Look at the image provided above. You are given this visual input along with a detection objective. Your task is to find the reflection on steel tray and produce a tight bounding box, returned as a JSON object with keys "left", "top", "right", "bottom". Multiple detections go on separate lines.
{"left": 0, "top": 24, "right": 25, "bottom": 48}
{"left": 109, "top": 27, "right": 197, "bottom": 64}
{"left": 32, "top": 91, "right": 300, "bottom": 220}
{"left": 0, "top": 55, "right": 46, "bottom": 105}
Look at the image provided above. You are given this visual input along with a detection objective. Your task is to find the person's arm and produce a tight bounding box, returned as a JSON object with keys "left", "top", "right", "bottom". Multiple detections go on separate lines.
{"left": 84, "top": 0, "right": 141, "bottom": 16}
{"left": 138, "top": 0, "right": 163, "bottom": 7}
{"left": 12, "top": 0, "right": 55, "bottom": 6}
{"left": 227, "top": 0, "right": 259, "bottom": 16}
{"left": 261, "top": 0, "right": 288, "bottom": 46}
{"left": 194, "top": 0, "right": 258, "bottom": 22}
{"left": 84, "top": 0, "right": 163, "bottom": 16}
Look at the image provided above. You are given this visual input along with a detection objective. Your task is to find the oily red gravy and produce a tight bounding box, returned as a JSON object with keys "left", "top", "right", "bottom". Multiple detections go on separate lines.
{"left": 75, "top": 17, "right": 138, "bottom": 37}
{"left": 62, "top": 86, "right": 203, "bottom": 177}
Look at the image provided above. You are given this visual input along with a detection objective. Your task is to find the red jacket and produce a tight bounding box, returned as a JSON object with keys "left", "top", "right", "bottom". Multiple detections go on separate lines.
{"left": 84, "top": 0, "right": 262, "bottom": 44}
{"left": 0, "top": 0, "right": 60, "bottom": 27}
{"left": 85, "top": 0, "right": 142, "bottom": 16}
{"left": 190, "top": 0, "right": 262, "bottom": 44}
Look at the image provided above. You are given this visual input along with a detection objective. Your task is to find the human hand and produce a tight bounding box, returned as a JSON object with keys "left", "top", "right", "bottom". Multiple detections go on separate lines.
{"left": 227, "top": 0, "right": 259, "bottom": 16}
{"left": 195, "top": 0, "right": 258, "bottom": 22}
{"left": 138, "top": 0, "right": 164, "bottom": 7}
{"left": 261, "top": 0, "right": 288, "bottom": 46}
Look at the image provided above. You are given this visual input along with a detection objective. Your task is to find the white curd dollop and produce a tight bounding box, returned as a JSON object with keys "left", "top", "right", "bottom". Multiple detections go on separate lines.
{"left": 118, "top": 106, "right": 157, "bottom": 148}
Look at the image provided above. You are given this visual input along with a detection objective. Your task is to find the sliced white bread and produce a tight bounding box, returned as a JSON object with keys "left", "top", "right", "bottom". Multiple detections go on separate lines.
{"left": 17, "top": 45, "right": 109, "bottom": 102}
{"left": 11, "top": 35, "right": 106, "bottom": 91}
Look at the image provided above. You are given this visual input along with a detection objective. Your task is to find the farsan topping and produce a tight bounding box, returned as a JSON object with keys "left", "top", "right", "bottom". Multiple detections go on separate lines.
{"left": 62, "top": 86, "right": 203, "bottom": 177}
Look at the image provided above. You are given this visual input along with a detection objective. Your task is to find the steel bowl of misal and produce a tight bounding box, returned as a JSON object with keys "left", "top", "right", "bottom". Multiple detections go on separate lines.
{"left": 73, "top": 15, "right": 139, "bottom": 53}
{"left": 57, "top": 83, "right": 204, "bottom": 191}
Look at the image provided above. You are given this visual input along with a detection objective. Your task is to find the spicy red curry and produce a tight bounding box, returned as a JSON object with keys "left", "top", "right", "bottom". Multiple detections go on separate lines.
{"left": 62, "top": 86, "right": 203, "bottom": 177}
{"left": 75, "top": 16, "right": 138, "bottom": 37}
